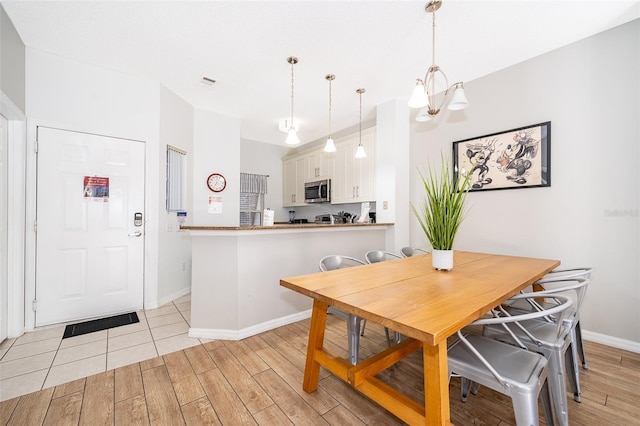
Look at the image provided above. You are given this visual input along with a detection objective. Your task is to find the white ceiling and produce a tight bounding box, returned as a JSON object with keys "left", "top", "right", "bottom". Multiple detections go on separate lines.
{"left": 2, "top": 0, "right": 639, "bottom": 146}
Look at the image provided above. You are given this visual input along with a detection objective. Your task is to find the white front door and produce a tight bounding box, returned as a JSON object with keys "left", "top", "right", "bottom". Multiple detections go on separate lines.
{"left": 0, "top": 115, "right": 8, "bottom": 341}
{"left": 35, "top": 127, "right": 145, "bottom": 326}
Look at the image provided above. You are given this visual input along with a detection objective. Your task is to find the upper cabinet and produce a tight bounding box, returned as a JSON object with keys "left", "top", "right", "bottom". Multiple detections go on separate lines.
{"left": 331, "top": 127, "right": 376, "bottom": 204}
{"left": 282, "top": 156, "right": 307, "bottom": 207}
{"left": 305, "top": 150, "right": 332, "bottom": 180}
{"left": 282, "top": 127, "right": 376, "bottom": 207}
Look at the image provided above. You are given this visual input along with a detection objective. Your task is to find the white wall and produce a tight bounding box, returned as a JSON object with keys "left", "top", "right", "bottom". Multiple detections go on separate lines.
{"left": 24, "top": 48, "right": 162, "bottom": 321}
{"left": 157, "top": 86, "right": 194, "bottom": 305}
{"left": 409, "top": 20, "right": 639, "bottom": 348}
{"left": 0, "top": 5, "right": 25, "bottom": 113}
{"left": 240, "top": 138, "right": 289, "bottom": 223}
{"left": 376, "top": 99, "right": 410, "bottom": 253}
{"left": 192, "top": 109, "right": 241, "bottom": 226}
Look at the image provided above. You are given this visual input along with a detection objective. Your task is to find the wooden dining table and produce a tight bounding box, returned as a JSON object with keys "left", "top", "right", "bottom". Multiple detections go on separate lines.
{"left": 280, "top": 251, "right": 560, "bottom": 425}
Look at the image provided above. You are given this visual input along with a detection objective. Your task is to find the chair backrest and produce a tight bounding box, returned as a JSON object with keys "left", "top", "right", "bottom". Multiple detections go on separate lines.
{"left": 364, "top": 250, "right": 402, "bottom": 264}
{"left": 459, "top": 294, "right": 574, "bottom": 386}
{"left": 400, "top": 247, "right": 430, "bottom": 257}
{"left": 319, "top": 255, "right": 366, "bottom": 272}
{"left": 524, "top": 277, "right": 590, "bottom": 321}
{"left": 540, "top": 267, "right": 593, "bottom": 282}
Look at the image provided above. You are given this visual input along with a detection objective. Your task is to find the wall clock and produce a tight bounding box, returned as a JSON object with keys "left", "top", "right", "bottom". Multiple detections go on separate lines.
{"left": 206, "top": 173, "right": 226, "bottom": 192}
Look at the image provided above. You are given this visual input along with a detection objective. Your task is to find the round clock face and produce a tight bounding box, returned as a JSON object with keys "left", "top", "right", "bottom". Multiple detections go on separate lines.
{"left": 207, "top": 173, "right": 226, "bottom": 192}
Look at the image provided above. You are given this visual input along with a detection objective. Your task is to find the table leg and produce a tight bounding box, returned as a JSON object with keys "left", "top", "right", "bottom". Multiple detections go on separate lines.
{"left": 423, "top": 342, "right": 452, "bottom": 425}
{"left": 303, "top": 299, "right": 328, "bottom": 393}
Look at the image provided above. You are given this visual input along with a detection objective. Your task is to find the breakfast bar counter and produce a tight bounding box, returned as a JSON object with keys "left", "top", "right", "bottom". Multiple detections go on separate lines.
{"left": 182, "top": 223, "right": 393, "bottom": 340}
{"left": 182, "top": 222, "right": 392, "bottom": 232}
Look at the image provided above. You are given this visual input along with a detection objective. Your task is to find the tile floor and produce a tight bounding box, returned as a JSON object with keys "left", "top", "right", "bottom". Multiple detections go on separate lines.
{"left": 0, "top": 293, "right": 203, "bottom": 402}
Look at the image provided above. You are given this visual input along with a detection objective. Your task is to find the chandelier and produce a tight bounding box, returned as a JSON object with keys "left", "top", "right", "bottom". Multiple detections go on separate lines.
{"left": 285, "top": 56, "right": 300, "bottom": 145}
{"left": 408, "top": 0, "right": 469, "bottom": 122}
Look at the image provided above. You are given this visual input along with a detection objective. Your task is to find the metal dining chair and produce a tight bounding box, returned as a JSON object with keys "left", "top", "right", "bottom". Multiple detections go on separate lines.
{"left": 364, "top": 250, "right": 403, "bottom": 263}
{"left": 318, "top": 255, "right": 367, "bottom": 365}
{"left": 449, "top": 293, "right": 574, "bottom": 426}
{"left": 505, "top": 272, "right": 592, "bottom": 404}
{"left": 364, "top": 250, "right": 403, "bottom": 345}
{"left": 537, "top": 267, "right": 593, "bottom": 371}
{"left": 400, "top": 246, "right": 430, "bottom": 257}
{"left": 483, "top": 279, "right": 588, "bottom": 426}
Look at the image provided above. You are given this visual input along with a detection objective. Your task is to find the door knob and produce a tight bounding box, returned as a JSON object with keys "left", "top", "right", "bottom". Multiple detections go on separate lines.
{"left": 128, "top": 231, "right": 143, "bottom": 237}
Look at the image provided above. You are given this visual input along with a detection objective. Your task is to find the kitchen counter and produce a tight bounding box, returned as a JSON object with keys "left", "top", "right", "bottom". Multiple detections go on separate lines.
{"left": 181, "top": 222, "right": 392, "bottom": 231}
{"left": 184, "top": 222, "right": 393, "bottom": 340}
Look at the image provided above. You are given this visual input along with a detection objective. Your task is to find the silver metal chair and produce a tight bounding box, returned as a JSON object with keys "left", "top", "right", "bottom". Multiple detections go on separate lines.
{"left": 400, "top": 246, "right": 430, "bottom": 257}
{"left": 449, "top": 293, "right": 573, "bottom": 426}
{"left": 364, "top": 250, "right": 403, "bottom": 263}
{"left": 505, "top": 274, "right": 591, "bottom": 405}
{"left": 483, "top": 279, "right": 588, "bottom": 426}
{"left": 319, "top": 255, "right": 367, "bottom": 365}
{"left": 538, "top": 267, "right": 593, "bottom": 371}
{"left": 364, "top": 250, "right": 403, "bottom": 346}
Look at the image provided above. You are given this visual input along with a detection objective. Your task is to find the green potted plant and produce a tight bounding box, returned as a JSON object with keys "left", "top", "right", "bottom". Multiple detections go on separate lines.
{"left": 412, "top": 155, "right": 471, "bottom": 270}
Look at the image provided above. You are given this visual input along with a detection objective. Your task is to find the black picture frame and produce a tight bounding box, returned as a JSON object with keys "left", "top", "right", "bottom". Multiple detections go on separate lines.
{"left": 453, "top": 121, "right": 551, "bottom": 192}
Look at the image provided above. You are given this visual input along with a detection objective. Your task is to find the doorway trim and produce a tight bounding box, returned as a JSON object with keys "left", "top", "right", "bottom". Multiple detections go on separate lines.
{"left": 24, "top": 119, "right": 156, "bottom": 331}
{"left": 1, "top": 91, "right": 26, "bottom": 338}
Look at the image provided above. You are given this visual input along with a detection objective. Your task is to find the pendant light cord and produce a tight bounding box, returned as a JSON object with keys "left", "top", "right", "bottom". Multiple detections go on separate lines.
{"left": 328, "top": 78, "right": 333, "bottom": 138}
{"left": 290, "top": 60, "right": 295, "bottom": 128}
{"left": 359, "top": 90, "right": 362, "bottom": 146}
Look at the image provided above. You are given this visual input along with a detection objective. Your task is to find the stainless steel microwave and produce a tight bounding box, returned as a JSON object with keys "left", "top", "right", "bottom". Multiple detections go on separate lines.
{"left": 304, "top": 179, "right": 331, "bottom": 203}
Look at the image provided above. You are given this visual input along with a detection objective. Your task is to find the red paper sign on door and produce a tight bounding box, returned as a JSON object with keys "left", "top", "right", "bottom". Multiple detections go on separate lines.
{"left": 83, "top": 176, "right": 109, "bottom": 202}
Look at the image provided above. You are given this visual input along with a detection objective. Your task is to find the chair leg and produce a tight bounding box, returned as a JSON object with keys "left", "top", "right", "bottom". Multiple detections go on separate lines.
{"left": 511, "top": 391, "right": 541, "bottom": 426}
{"left": 540, "top": 379, "right": 556, "bottom": 426}
{"left": 346, "top": 314, "right": 361, "bottom": 365}
{"left": 548, "top": 349, "right": 570, "bottom": 426}
{"left": 384, "top": 328, "right": 392, "bottom": 347}
{"left": 565, "top": 341, "right": 582, "bottom": 403}
{"left": 575, "top": 321, "right": 588, "bottom": 369}
{"left": 471, "top": 381, "right": 480, "bottom": 395}
{"left": 460, "top": 377, "right": 472, "bottom": 402}
{"left": 360, "top": 319, "right": 367, "bottom": 336}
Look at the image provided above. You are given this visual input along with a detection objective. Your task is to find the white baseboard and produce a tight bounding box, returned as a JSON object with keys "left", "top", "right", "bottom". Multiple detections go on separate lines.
{"left": 150, "top": 286, "right": 191, "bottom": 310}
{"left": 188, "top": 309, "right": 312, "bottom": 341}
{"left": 583, "top": 330, "right": 640, "bottom": 354}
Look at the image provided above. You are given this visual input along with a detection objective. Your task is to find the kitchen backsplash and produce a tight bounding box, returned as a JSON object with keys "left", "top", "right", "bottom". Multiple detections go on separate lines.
{"left": 281, "top": 202, "right": 376, "bottom": 223}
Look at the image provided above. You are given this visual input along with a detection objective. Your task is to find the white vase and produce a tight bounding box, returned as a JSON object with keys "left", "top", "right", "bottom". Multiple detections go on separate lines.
{"left": 432, "top": 249, "right": 454, "bottom": 271}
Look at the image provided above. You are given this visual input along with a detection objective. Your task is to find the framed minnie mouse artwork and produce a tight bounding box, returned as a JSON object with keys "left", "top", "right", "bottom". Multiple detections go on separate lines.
{"left": 453, "top": 121, "right": 551, "bottom": 192}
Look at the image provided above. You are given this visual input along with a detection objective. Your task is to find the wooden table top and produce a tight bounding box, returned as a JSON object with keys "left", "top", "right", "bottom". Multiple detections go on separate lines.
{"left": 280, "top": 251, "right": 560, "bottom": 346}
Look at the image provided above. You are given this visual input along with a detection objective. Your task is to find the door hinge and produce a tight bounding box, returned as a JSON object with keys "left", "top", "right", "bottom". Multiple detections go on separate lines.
{"left": 34, "top": 220, "right": 37, "bottom": 232}
{"left": 34, "top": 141, "right": 38, "bottom": 153}
{"left": 32, "top": 299, "right": 37, "bottom": 311}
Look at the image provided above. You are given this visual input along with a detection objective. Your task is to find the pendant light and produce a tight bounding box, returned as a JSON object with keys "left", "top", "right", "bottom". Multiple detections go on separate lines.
{"left": 285, "top": 56, "right": 300, "bottom": 145}
{"left": 355, "top": 88, "right": 367, "bottom": 159}
{"left": 408, "top": 0, "right": 469, "bottom": 122}
{"left": 323, "top": 74, "right": 336, "bottom": 153}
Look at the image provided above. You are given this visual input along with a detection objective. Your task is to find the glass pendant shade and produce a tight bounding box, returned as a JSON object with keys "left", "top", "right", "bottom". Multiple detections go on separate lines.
{"left": 408, "top": 80, "right": 429, "bottom": 108}
{"left": 285, "top": 128, "right": 300, "bottom": 145}
{"left": 447, "top": 84, "right": 469, "bottom": 111}
{"left": 324, "top": 137, "right": 336, "bottom": 152}
{"left": 355, "top": 144, "right": 367, "bottom": 158}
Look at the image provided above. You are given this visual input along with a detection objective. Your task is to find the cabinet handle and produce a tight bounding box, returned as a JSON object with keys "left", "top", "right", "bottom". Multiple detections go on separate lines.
{"left": 356, "top": 186, "right": 360, "bottom": 198}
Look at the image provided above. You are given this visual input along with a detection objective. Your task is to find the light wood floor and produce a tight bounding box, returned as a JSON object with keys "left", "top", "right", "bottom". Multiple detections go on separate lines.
{"left": 1, "top": 315, "right": 638, "bottom": 425}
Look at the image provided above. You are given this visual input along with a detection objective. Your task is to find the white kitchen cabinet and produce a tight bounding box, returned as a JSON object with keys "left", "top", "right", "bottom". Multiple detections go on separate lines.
{"left": 331, "top": 127, "right": 376, "bottom": 204}
{"left": 305, "top": 149, "right": 333, "bottom": 180}
{"left": 282, "top": 156, "right": 307, "bottom": 207}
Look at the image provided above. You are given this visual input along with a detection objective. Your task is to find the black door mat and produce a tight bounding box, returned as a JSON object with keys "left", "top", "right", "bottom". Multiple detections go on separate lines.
{"left": 62, "top": 312, "right": 139, "bottom": 339}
